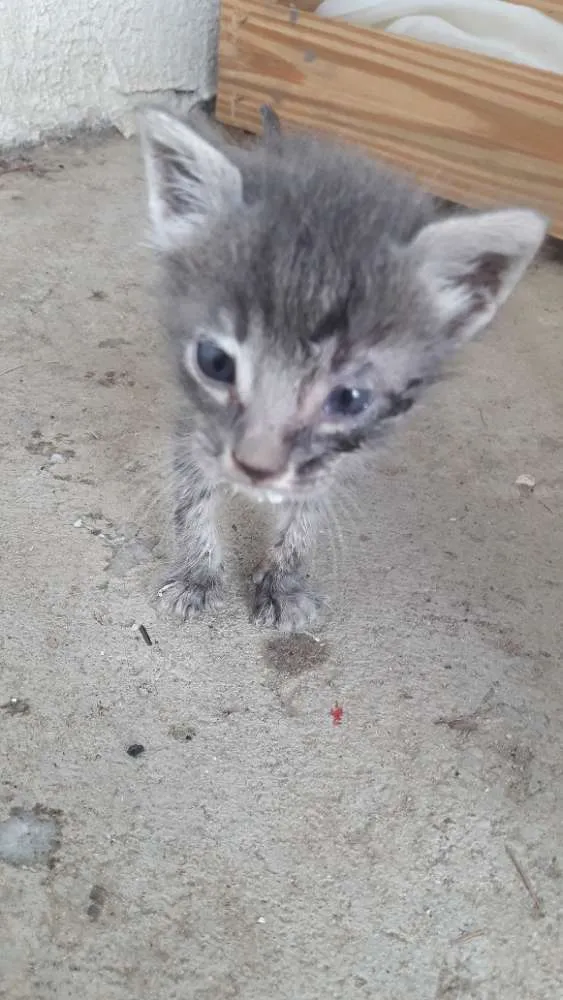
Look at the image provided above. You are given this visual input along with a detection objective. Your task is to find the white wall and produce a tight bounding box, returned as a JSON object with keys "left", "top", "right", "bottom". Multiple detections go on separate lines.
{"left": 0, "top": 0, "right": 218, "bottom": 148}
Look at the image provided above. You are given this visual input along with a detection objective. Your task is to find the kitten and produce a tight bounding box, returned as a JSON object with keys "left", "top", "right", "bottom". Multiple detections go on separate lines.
{"left": 139, "top": 105, "right": 547, "bottom": 632}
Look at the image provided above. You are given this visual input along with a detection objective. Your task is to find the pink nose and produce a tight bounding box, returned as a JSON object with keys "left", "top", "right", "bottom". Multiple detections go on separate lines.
{"left": 232, "top": 454, "right": 280, "bottom": 483}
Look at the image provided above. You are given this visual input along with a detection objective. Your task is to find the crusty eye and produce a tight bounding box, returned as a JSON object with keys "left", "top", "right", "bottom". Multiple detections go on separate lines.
{"left": 196, "top": 340, "right": 236, "bottom": 384}
{"left": 323, "top": 386, "right": 372, "bottom": 418}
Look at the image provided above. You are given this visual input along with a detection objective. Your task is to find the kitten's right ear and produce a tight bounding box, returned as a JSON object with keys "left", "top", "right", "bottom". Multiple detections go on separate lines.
{"left": 139, "top": 107, "right": 243, "bottom": 249}
{"left": 408, "top": 208, "right": 547, "bottom": 345}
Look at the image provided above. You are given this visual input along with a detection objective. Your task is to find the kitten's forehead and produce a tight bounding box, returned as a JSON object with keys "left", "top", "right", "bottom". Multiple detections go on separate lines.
{"left": 216, "top": 304, "right": 330, "bottom": 386}
{"left": 172, "top": 154, "right": 423, "bottom": 365}
{"left": 209, "top": 219, "right": 408, "bottom": 361}
{"left": 211, "top": 289, "right": 327, "bottom": 362}
{"left": 200, "top": 206, "right": 370, "bottom": 345}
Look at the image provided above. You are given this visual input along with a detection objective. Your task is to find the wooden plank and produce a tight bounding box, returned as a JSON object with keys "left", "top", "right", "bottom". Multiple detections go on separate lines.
{"left": 217, "top": 0, "right": 563, "bottom": 236}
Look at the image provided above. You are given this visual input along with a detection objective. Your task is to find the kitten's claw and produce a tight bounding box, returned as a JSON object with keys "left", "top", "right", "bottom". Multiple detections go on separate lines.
{"left": 157, "top": 575, "right": 224, "bottom": 620}
{"left": 252, "top": 568, "right": 324, "bottom": 633}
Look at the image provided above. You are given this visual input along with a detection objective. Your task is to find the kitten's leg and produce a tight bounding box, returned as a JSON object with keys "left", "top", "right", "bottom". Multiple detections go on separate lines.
{"left": 252, "top": 501, "right": 324, "bottom": 632}
{"left": 158, "top": 458, "right": 223, "bottom": 619}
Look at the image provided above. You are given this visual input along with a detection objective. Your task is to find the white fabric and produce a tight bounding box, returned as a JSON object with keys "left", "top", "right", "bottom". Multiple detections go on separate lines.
{"left": 315, "top": 0, "right": 563, "bottom": 75}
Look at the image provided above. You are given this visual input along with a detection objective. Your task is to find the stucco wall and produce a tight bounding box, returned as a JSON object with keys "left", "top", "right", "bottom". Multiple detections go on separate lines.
{"left": 0, "top": 0, "right": 218, "bottom": 148}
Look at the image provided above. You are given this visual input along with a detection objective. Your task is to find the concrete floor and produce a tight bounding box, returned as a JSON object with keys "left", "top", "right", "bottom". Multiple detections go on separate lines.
{"left": 0, "top": 133, "right": 562, "bottom": 1000}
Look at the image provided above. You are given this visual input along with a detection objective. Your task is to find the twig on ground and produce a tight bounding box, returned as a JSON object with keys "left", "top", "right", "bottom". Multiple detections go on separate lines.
{"left": 505, "top": 844, "right": 544, "bottom": 916}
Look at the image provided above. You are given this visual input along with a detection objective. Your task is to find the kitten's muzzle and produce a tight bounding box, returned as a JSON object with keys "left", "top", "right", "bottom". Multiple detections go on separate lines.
{"left": 229, "top": 429, "right": 291, "bottom": 488}
{"left": 231, "top": 451, "right": 286, "bottom": 486}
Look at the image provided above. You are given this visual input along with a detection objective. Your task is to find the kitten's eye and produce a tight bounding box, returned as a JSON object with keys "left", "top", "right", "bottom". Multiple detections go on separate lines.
{"left": 196, "top": 340, "right": 236, "bottom": 384}
{"left": 323, "top": 386, "right": 372, "bottom": 418}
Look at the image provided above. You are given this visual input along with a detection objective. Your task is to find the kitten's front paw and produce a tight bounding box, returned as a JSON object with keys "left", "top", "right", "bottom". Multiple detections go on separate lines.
{"left": 157, "top": 573, "right": 224, "bottom": 620}
{"left": 252, "top": 568, "right": 323, "bottom": 633}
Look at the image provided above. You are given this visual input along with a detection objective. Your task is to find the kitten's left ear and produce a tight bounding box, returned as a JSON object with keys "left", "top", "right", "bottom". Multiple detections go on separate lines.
{"left": 260, "top": 104, "right": 283, "bottom": 151}
{"left": 409, "top": 208, "right": 548, "bottom": 343}
{"left": 139, "top": 107, "right": 243, "bottom": 249}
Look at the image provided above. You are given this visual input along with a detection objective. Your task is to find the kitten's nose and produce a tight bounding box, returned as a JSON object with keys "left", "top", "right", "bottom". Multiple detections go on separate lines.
{"left": 232, "top": 454, "right": 281, "bottom": 483}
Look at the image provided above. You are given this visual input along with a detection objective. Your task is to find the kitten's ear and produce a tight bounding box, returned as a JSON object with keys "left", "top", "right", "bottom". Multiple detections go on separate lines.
{"left": 139, "top": 107, "right": 243, "bottom": 249}
{"left": 409, "top": 209, "right": 547, "bottom": 343}
{"left": 260, "top": 104, "right": 283, "bottom": 151}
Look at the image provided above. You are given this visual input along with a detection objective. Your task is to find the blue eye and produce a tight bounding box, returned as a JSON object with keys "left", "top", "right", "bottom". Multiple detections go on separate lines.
{"left": 196, "top": 341, "right": 236, "bottom": 384}
{"left": 323, "top": 386, "right": 372, "bottom": 418}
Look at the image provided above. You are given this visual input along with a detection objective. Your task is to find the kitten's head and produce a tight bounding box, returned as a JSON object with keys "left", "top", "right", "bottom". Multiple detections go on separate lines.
{"left": 140, "top": 107, "right": 547, "bottom": 501}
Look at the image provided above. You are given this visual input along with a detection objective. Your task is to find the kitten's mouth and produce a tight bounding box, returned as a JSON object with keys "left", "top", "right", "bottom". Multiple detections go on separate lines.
{"left": 220, "top": 450, "right": 295, "bottom": 503}
{"left": 228, "top": 475, "right": 326, "bottom": 506}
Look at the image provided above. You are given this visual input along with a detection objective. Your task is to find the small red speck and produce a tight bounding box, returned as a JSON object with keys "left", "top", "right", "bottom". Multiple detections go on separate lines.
{"left": 330, "top": 703, "right": 344, "bottom": 726}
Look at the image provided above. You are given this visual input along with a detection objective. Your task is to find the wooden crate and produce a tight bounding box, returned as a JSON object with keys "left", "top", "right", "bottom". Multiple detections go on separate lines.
{"left": 216, "top": 0, "right": 563, "bottom": 236}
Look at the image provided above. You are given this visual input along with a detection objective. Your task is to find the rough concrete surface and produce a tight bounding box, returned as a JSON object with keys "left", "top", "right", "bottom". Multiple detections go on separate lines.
{"left": 0, "top": 134, "right": 562, "bottom": 1000}
{"left": 0, "top": 0, "right": 216, "bottom": 147}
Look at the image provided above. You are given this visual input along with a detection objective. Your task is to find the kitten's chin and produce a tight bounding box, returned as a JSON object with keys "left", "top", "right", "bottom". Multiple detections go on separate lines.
{"left": 230, "top": 482, "right": 288, "bottom": 505}
{"left": 257, "top": 490, "right": 286, "bottom": 505}
{"left": 229, "top": 477, "right": 327, "bottom": 506}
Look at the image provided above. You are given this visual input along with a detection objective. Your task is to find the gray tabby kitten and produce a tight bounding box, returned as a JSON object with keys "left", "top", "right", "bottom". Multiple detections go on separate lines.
{"left": 140, "top": 106, "right": 546, "bottom": 632}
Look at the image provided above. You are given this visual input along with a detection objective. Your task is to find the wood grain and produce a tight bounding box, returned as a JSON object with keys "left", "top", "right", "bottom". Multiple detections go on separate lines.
{"left": 217, "top": 0, "right": 563, "bottom": 235}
